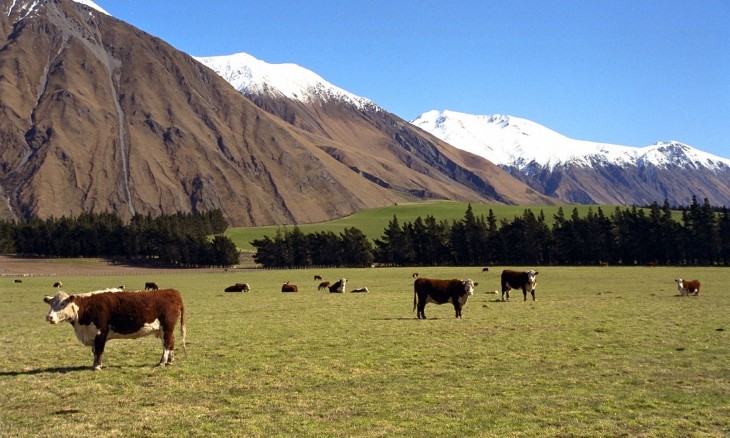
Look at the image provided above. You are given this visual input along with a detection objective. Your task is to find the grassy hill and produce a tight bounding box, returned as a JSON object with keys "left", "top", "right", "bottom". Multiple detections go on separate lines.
{"left": 225, "top": 201, "right": 621, "bottom": 252}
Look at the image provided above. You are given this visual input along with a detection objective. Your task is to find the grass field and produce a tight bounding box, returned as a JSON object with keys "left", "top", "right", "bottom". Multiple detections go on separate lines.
{"left": 1, "top": 265, "right": 728, "bottom": 437}
{"left": 224, "top": 201, "right": 619, "bottom": 252}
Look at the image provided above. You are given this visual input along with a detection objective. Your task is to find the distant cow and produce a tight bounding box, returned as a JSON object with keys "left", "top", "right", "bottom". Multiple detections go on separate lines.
{"left": 14, "top": 279, "right": 22, "bottom": 283}
{"left": 314, "top": 275, "right": 323, "bottom": 281}
{"left": 43, "top": 288, "right": 186, "bottom": 371}
{"left": 412, "top": 273, "right": 419, "bottom": 279}
{"left": 351, "top": 287, "right": 369, "bottom": 293}
{"left": 225, "top": 283, "right": 250, "bottom": 292}
{"left": 413, "top": 278, "right": 476, "bottom": 319}
{"left": 482, "top": 267, "right": 489, "bottom": 272}
{"left": 675, "top": 278, "right": 700, "bottom": 296}
{"left": 282, "top": 282, "right": 298, "bottom": 292}
{"left": 501, "top": 269, "right": 539, "bottom": 301}
{"left": 145, "top": 282, "right": 159, "bottom": 290}
{"left": 53, "top": 282, "right": 63, "bottom": 288}
{"left": 317, "top": 281, "right": 331, "bottom": 291}
{"left": 328, "top": 278, "right": 348, "bottom": 293}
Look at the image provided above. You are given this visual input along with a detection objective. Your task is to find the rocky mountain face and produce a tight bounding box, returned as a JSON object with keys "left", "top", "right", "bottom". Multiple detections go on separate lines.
{"left": 0, "top": 0, "right": 548, "bottom": 227}
{"left": 412, "top": 111, "right": 730, "bottom": 206}
{"left": 196, "top": 53, "right": 551, "bottom": 208}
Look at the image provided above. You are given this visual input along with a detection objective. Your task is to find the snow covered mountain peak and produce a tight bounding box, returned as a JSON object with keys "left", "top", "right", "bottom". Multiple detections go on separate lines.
{"left": 5, "top": 0, "right": 108, "bottom": 22}
{"left": 196, "top": 52, "right": 380, "bottom": 111}
{"left": 72, "top": 0, "right": 108, "bottom": 15}
{"left": 412, "top": 109, "right": 730, "bottom": 172}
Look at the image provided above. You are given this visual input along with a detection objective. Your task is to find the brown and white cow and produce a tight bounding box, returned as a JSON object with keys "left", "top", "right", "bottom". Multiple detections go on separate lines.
{"left": 675, "top": 278, "right": 700, "bottom": 296}
{"left": 413, "top": 278, "right": 475, "bottom": 319}
{"left": 351, "top": 287, "right": 369, "bottom": 293}
{"left": 43, "top": 288, "right": 186, "bottom": 371}
{"left": 224, "top": 283, "right": 250, "bottom": 292}
{"left": 328, "top": 278, "right": 348, "bottom": 293}
{"left": 145, "top": 282, "right": 159, "bottom": 290}
{"left": 501, "top": 269, "right": 539, "bottom": 301}
{"left": 282, "top": 282, "right": 298, "bottom": 292}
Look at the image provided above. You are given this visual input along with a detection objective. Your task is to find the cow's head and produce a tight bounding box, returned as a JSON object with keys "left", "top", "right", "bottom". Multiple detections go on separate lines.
{"left": 527, "top": 270, "right": 539, "bottom": 291}
{"left": 674, "top": 278, "right": 686, "bottom": 294}
{"left": 462, "top": 279, "right": 475, "bottom": 296}
{"left": 335, "top": 278, "right": 347, "bottom": 292}
{"left": 43, "top": 291, "right": 78, "bottom": 324}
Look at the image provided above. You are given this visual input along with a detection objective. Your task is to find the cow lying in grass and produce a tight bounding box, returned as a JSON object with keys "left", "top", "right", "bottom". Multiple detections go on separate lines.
{"left": 675, "top": 278, "right": 700, "bottom": 296}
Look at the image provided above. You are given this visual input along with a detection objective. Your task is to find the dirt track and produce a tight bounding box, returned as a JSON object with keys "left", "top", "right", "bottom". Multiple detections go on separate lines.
{"left": 0, "top": 255, "right": 240, "bottom": 277}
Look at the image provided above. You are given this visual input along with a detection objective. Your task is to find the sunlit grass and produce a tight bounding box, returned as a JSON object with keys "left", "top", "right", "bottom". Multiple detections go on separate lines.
{"left": 1, "top": 266, "right": 728, "bottom": 436}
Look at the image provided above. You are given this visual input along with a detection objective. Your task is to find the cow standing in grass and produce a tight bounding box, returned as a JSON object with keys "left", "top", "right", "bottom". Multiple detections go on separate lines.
{"left": 43, "top": 288, "right": 186, "bottom": 371}
{"left": 413, "top": 278, "right": 475, "bottom": 319}
{"left": 501, "top": 270, "right": 539, "bottom": 301}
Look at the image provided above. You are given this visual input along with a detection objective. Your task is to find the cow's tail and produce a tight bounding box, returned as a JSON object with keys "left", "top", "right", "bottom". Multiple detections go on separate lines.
{"left": 180, "top": 304, "right": 187, "bottom": 356}
{"left": 413, "top": 287, "right": 417, "bottom": 313}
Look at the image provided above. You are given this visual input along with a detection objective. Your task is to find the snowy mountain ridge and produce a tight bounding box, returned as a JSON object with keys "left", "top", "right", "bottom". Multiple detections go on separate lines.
{"left": 5, "top": 0, "right": 108, "bottom": 19}
{"left": 411, "top": 110, "right": 730, "bottom": 172}
{"left": 196, "top": 52, "right": 380, "bottom": 112}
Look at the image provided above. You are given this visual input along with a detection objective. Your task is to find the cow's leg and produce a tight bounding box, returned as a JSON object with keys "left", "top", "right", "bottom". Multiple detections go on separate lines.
{"left": 92, "top": 331, "right": 108, "bottom": 371}
{"left": 417, "top": 301, "right": 427, "bottom": 319}
{"left": 530, "top": 289, "right": 536, "bottom": 301}
{"left": 522, "top": 287, "right": 528, "bottom": 301}
{"left": 158, "top": 325, "right": 176, "bottom": 366}
{"left": 453, "top": 303, "right": 462, "bottom": 319}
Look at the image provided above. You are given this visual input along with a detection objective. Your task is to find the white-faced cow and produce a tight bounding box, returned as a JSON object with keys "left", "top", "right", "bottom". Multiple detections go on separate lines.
{"left": 145, "top": 282, "right": 159, "bottom": 290}
{"left": 53, "top": 281, "right": 63, "bottom": 288}
{"left": 351, "top": 287, "right": 369, "bottom": 293}
{"left": 224, "top": 283, "right": 250, "bottom": 292}
{"left": 413, "top": 278, "right": 476, "bottom": 319}
{"left": 282, "top": 282, "right": 298, "bottom": 292}
{"left": 43, "top": 288, "right": 186, "bottom": 371}
{"left": 328, "top": 278, "right": 347, "bottom": 293}
{"left": 501, "top": 269, "right": 539, "bottom": 301}
{"left": 675, "top": 278, "right": 700, "bottom": 296}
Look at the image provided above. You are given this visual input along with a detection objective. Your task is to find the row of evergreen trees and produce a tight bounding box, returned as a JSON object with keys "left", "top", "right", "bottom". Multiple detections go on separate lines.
{"left": 0, "top": 210, "right": 239, "bottom": 267}
{"left": 252, "top": 197, "right": 730, "bottom": 267}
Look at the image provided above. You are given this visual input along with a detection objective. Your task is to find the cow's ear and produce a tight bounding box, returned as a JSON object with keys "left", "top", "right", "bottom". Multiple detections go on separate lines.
{"left": 474, "top": 282, "right": 479, "bottom": 287}
{"left": 534, "top": 272, "right": 539, "bottom": 275}
{"left": 43, "top": 296, "right": 53, "bottom": 303}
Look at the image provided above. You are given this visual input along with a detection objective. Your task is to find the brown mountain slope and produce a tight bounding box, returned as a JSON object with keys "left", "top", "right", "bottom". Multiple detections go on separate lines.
{"left": 244, "top": 95, "right": 553, "bottom": 206}
{"left": 0, "top": 0, "right": 550, "bottom": 228}
{"left": 0, "top": 0, "right": 403, "bottom": 226}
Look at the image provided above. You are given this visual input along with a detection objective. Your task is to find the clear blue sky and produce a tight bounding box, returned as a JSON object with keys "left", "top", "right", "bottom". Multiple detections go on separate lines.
{"left": 96, "top": 0, "right": 729, "bottom": 159}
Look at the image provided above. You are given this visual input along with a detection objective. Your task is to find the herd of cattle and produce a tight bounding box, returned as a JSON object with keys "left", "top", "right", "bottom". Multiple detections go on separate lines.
{"left": 40, "top": 269, "right": 701, "bottom": 371}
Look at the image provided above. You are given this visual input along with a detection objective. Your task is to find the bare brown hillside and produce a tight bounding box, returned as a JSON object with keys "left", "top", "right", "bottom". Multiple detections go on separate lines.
{"left": 0, "top": 0, "right": 550, "bottom": 228}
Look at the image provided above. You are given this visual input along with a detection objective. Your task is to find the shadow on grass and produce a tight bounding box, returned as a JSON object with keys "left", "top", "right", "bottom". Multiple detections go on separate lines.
{"left": 0, "top": 365, "right": 90, "bottom": 376}
{"left": 0, "top": 363, "right": 156, "bottom": 376}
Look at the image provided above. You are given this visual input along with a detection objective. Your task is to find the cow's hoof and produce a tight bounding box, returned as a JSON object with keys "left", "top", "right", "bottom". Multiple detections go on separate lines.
{"left": 92, "top": 365, "right": 102, "bottom": 371}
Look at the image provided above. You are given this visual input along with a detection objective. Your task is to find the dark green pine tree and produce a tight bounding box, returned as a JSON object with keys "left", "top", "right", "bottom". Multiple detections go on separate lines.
{"left": 339, "top": 227, "right": 374, "bottom": 267}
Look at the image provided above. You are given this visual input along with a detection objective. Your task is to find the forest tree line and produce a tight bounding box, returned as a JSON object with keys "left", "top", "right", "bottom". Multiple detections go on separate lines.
{"left": 0, "top": 209, "right": 239, "bottom": 267}
{"left": 252, "top": 197, "right": 730, "bottom": 268}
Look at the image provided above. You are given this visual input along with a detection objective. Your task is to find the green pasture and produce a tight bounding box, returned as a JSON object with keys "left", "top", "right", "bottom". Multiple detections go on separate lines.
{"left": 1, "top": 266, "right": 728, "bottom": 436}
{"left": 225, "top": 201, "right": 613, "bottom": 252}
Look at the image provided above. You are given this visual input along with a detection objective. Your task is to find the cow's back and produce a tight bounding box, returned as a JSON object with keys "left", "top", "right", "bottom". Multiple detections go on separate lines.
{"left": 414, "top": 278, "right": 460, "bottom": 300}
{"left": 76, "top": 289, "right": 183, "bottom": 335}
